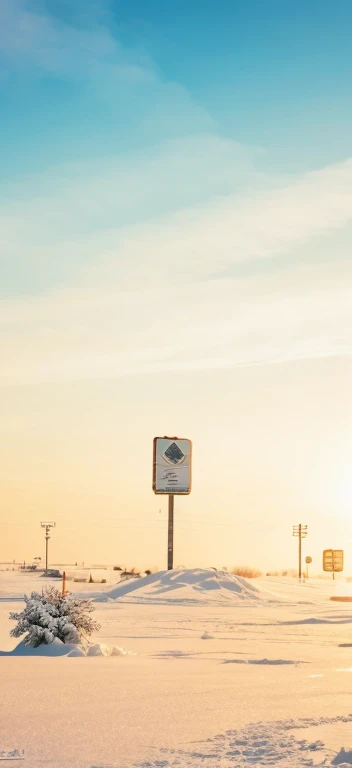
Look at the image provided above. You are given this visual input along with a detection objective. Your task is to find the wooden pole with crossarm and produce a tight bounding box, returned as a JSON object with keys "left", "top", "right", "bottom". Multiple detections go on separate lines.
{"left": 293, "top": 524, "right": 308, "bottom": 581}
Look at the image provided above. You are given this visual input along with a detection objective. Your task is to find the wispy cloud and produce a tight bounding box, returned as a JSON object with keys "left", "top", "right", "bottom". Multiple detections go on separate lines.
{"left": 0, "top": 0, "right": 152, "bottom": 81}
{"left": 0, "top": 133, "right": 264, "bottom": 296}
{"left": 0, "top": 134, "right": 262, "bottom": 238}
{"left": 1, "top": 156, "right": 352, "bottom": 386}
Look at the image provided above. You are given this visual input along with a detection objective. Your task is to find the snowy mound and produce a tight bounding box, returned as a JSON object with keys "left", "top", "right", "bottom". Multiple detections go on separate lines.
{"left": 86, "top": 643, "right": 132, "bottom": 657}
{"left": 0, "top": 639, "right": 132, "bottom": 658}
{"left": 94, "top": 568, "right": 261, "bottom": 605}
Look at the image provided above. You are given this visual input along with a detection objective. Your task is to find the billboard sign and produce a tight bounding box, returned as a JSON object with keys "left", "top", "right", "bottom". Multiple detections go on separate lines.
{"left": 153, "top": 437, "right": 192, "bottom": 495}
{"left": 323, "top": 549, "right": 344, "bottom": 573}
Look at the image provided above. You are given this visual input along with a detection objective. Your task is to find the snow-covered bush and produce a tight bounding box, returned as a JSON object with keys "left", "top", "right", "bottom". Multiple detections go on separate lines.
{"left": 10, "top": 587, "right": 101, "bottom": 648}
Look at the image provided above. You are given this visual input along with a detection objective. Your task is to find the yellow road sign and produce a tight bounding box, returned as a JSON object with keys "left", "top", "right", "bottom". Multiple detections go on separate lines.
{"left": 323, "top": 549, "right": 343, "bottom": 573}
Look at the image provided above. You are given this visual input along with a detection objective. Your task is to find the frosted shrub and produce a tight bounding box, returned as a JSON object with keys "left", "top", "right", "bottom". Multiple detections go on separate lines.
{"left": 10, "top": 587, "right": 101, "bottom": 648}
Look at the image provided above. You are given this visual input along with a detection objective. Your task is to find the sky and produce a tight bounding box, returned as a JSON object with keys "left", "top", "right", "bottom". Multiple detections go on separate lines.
{"left": 1, "top": 0, "right": 352, "bottom": 573}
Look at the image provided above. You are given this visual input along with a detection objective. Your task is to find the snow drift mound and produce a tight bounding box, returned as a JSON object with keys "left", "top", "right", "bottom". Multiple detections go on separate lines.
{"left": 93, "top": 568, "right": 261, "bottom": 605}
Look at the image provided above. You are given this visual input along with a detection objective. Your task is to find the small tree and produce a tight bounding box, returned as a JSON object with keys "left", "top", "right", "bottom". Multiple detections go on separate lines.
{"left": 10, "top": 587, "right": 100, "bottom": 648}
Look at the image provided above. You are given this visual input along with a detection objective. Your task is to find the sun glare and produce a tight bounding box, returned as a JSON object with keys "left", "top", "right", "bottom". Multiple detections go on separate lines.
{"left": 336, "top": 468, "right": 352, "bottom": 511}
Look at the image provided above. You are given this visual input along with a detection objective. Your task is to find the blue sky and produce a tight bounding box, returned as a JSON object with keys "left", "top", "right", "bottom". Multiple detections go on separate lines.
{"left": 2, "top": 0, "right": 352, "bottom": 184}
{"left": 1, "top": 0, "right": 352, "bottom": 333}
{"left": 2, "top": 1, "right": 352, "bottom": 568}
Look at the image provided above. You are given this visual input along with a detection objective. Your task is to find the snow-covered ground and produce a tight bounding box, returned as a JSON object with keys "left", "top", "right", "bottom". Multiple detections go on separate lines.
{"left": 1, "top": 568, "right": 352, "bottom": 767}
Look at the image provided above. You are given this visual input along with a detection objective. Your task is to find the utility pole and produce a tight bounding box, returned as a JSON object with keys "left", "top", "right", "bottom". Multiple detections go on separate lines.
{"left": 293, "top": 524, "right": 308, "bottom": 581}
{"left": 40, "top": 522, "right": 56, "bottom": 572}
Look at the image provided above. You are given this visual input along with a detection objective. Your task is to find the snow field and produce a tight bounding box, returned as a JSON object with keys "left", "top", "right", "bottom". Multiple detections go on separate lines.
{"left": 1, "top": 568, "right": 352, "bottom": 766}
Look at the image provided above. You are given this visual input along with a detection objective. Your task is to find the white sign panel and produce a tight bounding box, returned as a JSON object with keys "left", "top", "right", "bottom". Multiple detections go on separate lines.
{"left": 153, "top": 437, "right": 192, "bottom": 495}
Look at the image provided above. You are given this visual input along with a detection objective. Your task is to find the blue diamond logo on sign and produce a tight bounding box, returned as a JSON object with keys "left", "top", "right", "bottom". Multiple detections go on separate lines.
{"left": 163, "top": 442, "right": 185, "bottom": 466}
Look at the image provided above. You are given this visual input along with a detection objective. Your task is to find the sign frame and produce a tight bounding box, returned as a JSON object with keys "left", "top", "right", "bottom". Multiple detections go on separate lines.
{"left": 323, "top": 549, "right": 344, "bottom": 573}
{"left": 153, "top": 436, "right": 192, "bottom": 496}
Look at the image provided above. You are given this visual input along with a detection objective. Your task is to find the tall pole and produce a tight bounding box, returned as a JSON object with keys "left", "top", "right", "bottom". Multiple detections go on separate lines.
{"left": 40, "top": 522, "right": 56, "bottom": 573}
{"left": 293, "top": 524, "right": 308, "bottom": 582}
{"left": 168, "top": 495, "right": 174, "bottom": 570}
{"left": 298, "top": 524, "right": 302, "bottom": 580}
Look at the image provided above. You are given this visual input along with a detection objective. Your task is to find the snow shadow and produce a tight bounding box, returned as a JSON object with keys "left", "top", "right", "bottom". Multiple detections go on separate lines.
{"left": 332, "top": 747, "right": 352, "bottom": 764}
{"left": 222, "top": 657, "right": 305, "bottom": 665}
{"left": 0, "top": 639, "right": 132, "bottom": 657}
{"left": 238, "top": 614, "right": 352, "bottom": 627}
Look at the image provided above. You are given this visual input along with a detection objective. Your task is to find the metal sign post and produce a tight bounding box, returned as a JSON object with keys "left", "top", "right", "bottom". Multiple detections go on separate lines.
{"left": 153, "top": 437, "right": 192, "bottom": 571}
{"left": 305, "top": 556, "right": 312, "bottom": 579}
{"left": 168, "top": 495, "right": 174, "bottom": 570}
